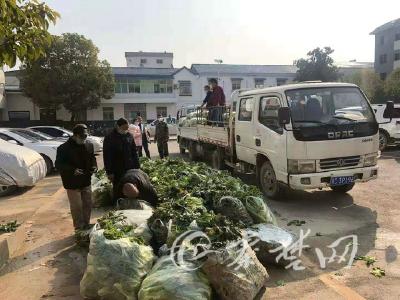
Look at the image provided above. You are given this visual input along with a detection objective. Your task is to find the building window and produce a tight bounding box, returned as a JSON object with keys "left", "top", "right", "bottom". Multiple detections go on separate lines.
{"left": 155, "top": 80, "right": 173, "bottom": 93}
{"left": 103, "top": 107, "right": 114, "bottom": 121}
{"left": 156, "top": 107, "right": 167, "bottom": 117}
{"left": 259, "top": 96, "right": 282, "bottom": 133}
{"left": 238, "top": 98, "right": 254, "bottom": 121}
{"left": 380, "top": 73, "right": 387, "bottom": 80}
{"left": 140, "top": 58, "right": 147, "bottom": 64}
{"left": 379, "top": 54, "right": 387, "bottom": 64}
{"left": 179, "top": 81, "right": 192, "bottom": 96}
{"left": 8, "top": 111, "right": 30, "bottom": 121}
{"left": 395, "top": 33, "right": 400, "bottom": 41}
{"left": 277, "top": 78, "right": 288, "bottom": 86}
{"left": 156, "top": 59, "right": 163, "bottom": 64}
{"left": 231, "top": 78, "right": 242, "bottom": 91}
{"left": 380, "top": 35, "right": 385, "bottom": 45}
{"left": 255, "top": 78, "right": 265, "bottom": 88}
{"left": 128, "top": 79, "right": 141, "bottom": 93}
{"left": 395, "top": 52, "right": 400, "bottom": 61}
{"left": 124, "top": 103, "right": 146, "bottom": 122}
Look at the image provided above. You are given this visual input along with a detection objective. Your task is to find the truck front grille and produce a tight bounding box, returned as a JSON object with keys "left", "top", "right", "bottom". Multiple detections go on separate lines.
{"left": 319, "top": 156, "right": 361, "bottom": 170}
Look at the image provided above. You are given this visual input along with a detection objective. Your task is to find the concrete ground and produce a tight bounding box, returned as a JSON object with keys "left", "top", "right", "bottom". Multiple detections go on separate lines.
{"left": 0, "top": 141, "right": 399, "bottom": 300}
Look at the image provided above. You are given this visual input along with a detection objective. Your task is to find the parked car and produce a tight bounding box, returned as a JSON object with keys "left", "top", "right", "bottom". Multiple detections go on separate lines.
{"left": 147, "top": 118, "right": 178, "bottom": 137}
{"left": 0, "top": 139, "right": 47, "bottom": 196}
{"left": 0, "top": 128, "right": 63, "bottom": 174}
{"left": 372, "top": 104, "right": 400, "bottom": 151}
{"left": 29, "top": 126, "right": 103, "bottom": 153}
{"left": 12, "top": 128, "right": 67, "bottom": 142}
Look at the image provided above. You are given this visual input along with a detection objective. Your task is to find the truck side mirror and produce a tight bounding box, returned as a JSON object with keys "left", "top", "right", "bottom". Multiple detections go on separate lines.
{"left": 278, "top": 107, "right": 291, "bottom": 125}
{"left": 383, "top": 101, "right": 395, "bottom": 119}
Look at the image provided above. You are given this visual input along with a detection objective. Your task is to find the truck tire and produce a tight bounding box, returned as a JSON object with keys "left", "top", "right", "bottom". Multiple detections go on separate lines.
{"left": 0, "top": 185, "right": 17, "bottom": 197}
{"left": 259, "top": 161, "right": 280, "bottom": 199}
{"left": 379, "top": 130, "right": 389, "bottom": 151}
{"left": 331, "top": 183, "right": 355, "bottom": 193}
{"left": 188, "top": 142, "right": 198, "bottom": 161}
{"left": 211, "top": 148, "right": 225, "bottom": 170}
{"left": 179, "top": 147, "right": 186, "bottom": 154}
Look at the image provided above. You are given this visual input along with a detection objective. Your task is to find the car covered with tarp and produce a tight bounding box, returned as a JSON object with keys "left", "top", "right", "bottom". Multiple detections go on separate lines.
{"left": 0, "top": 139, "right": 47, "bottom": 196}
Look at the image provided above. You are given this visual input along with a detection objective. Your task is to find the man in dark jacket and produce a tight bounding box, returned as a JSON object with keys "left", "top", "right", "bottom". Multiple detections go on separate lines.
{"left": 154, "top": 114, "right": 169, "bottom": 159}
{"left": 55, "top": 124, "right": 97, "bottom": 230}
{"left": 103, "top": 118, "right": 140, "bottom": 201}
{"left": 115, "top": 169, "right": 158, "bottom": 207}
{"left": 209, "top": 78, "right": 226, "bottom": 125}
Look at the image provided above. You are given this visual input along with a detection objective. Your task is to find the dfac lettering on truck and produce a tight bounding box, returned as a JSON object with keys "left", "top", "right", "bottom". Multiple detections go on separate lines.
{"left": 177, "top": 82, "right": 396, "bottom": 198}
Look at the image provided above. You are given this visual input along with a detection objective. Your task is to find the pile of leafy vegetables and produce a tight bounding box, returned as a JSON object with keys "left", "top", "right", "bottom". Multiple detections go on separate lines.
{"left": 92, "top": 170, "right": 113, "bottom": 207}
{"left": 98, "top": 211, "right": 144, "bottom": 244}
{"left": 141, "top": 158, "right": 266, "bottom": 248}
{"left": 0, "top": 220, "right": 20, "bottom": 234}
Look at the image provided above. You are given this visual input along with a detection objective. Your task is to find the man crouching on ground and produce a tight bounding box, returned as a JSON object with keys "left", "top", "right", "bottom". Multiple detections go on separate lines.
{"left": 115, "top": 169, "right": 159, "bottom": 209}
{"left": 55, "top": 124, "right": 97, "bottom": 230}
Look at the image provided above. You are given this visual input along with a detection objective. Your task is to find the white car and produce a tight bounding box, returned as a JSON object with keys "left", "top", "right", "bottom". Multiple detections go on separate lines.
{"left": 0, "top": 128, "right": 63, "bottom": 174}
{"left": 147, "top": 118, "right": 178, "bottom": 138}
{"left": 29, "top": 126, "right": 103, "bottom": 153}
{"left": 372, "top": 104, "right": 400, "bottom": 151}
{"left": 0, "top": 139, "right": 47, "bottom": 196}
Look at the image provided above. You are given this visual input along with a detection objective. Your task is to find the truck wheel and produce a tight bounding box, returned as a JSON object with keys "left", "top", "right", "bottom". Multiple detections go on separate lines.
{"left": 188, "top": 143, "right": 197, "bottom": 161}
{"left": 331, "top": 183, "right": 355, "bottom": 193}
{"left": 179, "top": 147, "right": 186, "bottom": 154}
{"left": 259, "top": 161, "right": 280, "bottom": 199}
{"left": 0, "top": 185, "right": 17, "bottom": 197}
{"left": 379, "top": 130, "right": 388, "bottom": 151}
{"left": 211, "top": 148, "right": 225, "bottom": 170}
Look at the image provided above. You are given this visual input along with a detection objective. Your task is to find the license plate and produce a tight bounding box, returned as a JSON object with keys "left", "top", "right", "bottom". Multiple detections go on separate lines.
{"left": 330, "top": 176, "right": 354, "bottom": 186}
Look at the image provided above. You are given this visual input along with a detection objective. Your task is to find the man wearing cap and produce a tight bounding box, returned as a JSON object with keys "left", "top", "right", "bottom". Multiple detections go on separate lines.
{"left": 154, "top": 114, "right": 169, "bottom": 159}
{"left": 103, "top": 118, "right": 140, "bottom": 202}
{"left": 55, "top": 124, "right": 97, "bottom": 230}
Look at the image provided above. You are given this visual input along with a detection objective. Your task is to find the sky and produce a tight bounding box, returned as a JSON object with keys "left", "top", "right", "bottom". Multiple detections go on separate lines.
{"left": 40, "top": 0, "right": 400, "bottom": 68}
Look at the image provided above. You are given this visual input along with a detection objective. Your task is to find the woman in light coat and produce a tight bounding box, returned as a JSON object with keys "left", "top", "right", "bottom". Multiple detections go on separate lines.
{"left": 128, "top": 120, "right": 143, "bottom": 156}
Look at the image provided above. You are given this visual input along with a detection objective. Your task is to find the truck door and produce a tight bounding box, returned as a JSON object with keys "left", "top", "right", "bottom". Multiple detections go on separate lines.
{"left": 255, "top": 94, "right": 287, "bottom": 183}
{"left": 235, "top": 96, "right": 257, "bottom": 164}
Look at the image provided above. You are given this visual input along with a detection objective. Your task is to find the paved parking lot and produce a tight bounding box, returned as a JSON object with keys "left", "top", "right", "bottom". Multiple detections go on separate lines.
{"left": 0, "top": 142, "right": 399, "bottom": 299}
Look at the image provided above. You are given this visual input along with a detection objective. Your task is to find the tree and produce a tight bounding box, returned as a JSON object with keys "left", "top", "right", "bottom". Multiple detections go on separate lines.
{"left": 20, "top": 33, "right": 115, "bottom": 120}
{"left": 0, "top": 0, "right": 59, "bottom": 67}
{"left": 384, "top": 68, "right": 400, "bottom": 103}
{"left": 295, "top": 47, "right": 339, "bottom": 82}
{"left": 343, "top": 70, "right": 385, "bottom": 103}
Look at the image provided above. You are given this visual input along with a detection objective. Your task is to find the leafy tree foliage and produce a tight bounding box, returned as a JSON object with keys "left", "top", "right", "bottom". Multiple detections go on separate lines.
{"left": 343, "top": 70, "right": 385, "bottom": 103}
{"left": 384, "top": 68, "right": 400, "bottom": 103}
{"left": 21, "top": 33, "right": 115, "bottom": 120}
{"left": 0, "top": 0, "right": 59, "bottom": 67}
{"left": 295, "top": 47, "right": 339, "bottom": 82}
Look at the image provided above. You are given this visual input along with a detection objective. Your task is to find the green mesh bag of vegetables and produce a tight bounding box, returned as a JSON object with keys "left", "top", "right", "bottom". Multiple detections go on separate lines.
{"left": 213, "top": 196, "right": 253, "bottom": 226}
{"left": 80, "top": 229, "right": 155, "bottom": 300}
{"left": 138, "top": 256, "right": 212, "bottom": 300}
{"left": 244, "top": 196, "right": 277, "bottom": 225}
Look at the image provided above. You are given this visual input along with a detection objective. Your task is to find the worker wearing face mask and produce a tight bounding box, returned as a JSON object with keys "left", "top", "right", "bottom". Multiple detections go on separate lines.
{"left": 103, "top": 118, "right": 140, "bottom": 202}
{"left": 55, "top": 124, "right": 97, "bottom": 230}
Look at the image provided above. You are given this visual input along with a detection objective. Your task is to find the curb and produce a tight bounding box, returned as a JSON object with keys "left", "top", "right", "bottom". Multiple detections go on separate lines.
{"left": 0, "top": 186, "right": 66, "bottom": 269}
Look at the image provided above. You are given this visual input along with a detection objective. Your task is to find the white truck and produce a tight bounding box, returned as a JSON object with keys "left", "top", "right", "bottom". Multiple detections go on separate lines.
{"left": 372, "top": 103, "right": 400, "bottom": 151}
{"left": 177, "top": 82, "right": 395, "bottom": 198}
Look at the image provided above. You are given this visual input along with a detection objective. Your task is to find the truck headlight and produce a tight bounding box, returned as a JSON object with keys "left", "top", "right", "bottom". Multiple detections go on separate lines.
{"left": 364, "top": 153, "right": 378, "bottom": 167}
{"left": 288, "top": 159, "right": 316, "bottom": 174}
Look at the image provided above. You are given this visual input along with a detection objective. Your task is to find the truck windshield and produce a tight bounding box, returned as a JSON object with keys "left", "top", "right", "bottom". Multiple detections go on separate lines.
{"left": 286, "top": 87, "right": 375, "bottom": 127}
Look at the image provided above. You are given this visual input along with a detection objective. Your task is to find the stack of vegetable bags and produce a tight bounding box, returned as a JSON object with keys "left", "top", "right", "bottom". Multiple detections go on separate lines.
{"left": 80, "top": 211, "right": 155, "bottom": 300}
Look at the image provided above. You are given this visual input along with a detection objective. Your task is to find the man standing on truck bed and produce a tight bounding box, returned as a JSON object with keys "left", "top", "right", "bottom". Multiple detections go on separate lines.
{"left": 103, "top": 118, "right": 140, "bottom": 202}
{"left": 209, "top": 78, "right": 226, "bottom": 125}
{"left": 155, "top": 114, "right": 169, "bottom": 159}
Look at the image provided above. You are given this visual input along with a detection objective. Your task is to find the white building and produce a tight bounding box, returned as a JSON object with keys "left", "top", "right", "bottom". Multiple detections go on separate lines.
{"left": 1, "top": 52, "right": 298, "bottom": 122}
